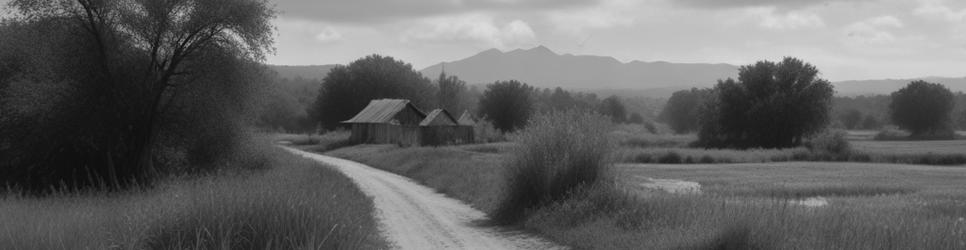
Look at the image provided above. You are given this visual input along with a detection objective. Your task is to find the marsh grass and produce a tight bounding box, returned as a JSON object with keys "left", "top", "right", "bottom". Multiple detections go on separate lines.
{"left": 492, "top": 111, "right": 614, "bottom": 224}
{"left": 0, "top": 148, "right": 385, "bottom": 249}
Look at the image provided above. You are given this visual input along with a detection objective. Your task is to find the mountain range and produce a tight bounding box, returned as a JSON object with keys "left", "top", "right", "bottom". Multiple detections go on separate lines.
{"left": 270, "top": 46, "right": 965, "bottom": 97}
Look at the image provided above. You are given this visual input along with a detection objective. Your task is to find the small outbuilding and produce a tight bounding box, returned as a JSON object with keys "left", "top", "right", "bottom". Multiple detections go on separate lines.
{"left": 343, "top": 99, "right": 474, "bottom": 146}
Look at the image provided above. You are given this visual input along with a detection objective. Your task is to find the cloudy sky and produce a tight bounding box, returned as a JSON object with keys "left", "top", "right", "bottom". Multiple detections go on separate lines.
{"left": 154, "top": 0, "right": 966, "bottom": 81}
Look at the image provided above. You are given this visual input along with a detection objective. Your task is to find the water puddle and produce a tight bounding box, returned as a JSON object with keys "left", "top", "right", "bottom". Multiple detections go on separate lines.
{"left": 638, "top": 178, "right": 702, "bottom": 194}
{"left": 790, "top": 197, "right": 829, "bottom": 207}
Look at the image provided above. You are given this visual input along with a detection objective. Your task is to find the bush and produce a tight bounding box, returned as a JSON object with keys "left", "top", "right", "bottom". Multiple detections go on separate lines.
{"left": 493, "top": 111, "right": 614, "bottom": 224}
{"left": 474, "top": 119, "right": 507, "bottom": 143}
{"left": 478, "top": 80, "right": 534, "bottom": 132}
{"left": 805, "top": 130, "right": 851, "bottom": 155}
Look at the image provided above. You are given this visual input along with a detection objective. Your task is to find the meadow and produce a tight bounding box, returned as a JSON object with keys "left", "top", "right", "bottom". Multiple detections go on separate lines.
{"left": 329, "top": 125, "right": 966, "bottom": 249}
{"left": 0, "top": 147, "right": 385, "bottom": 250}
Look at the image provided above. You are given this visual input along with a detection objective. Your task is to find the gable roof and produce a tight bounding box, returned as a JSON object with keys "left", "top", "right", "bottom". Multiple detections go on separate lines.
{"left": 343, "top": 99, "right": 425, "bottom": 124}
{"left": 420, "top": 109, "right": 459, "bottom": 126}
{"left": 457, "top": 111, "right": 476, "bottom": 126}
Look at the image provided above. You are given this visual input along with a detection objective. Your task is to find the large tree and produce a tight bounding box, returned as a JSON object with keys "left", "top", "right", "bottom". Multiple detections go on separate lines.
{"left": 310, "top": 55, "right": 436, "bottom": 130}
{"left": 598, "top": 95, "right": 627, "bottom": 123}
{"left": 840, "top": 109, "right": 863, "bottom": 130}
{"left": 478, "top": 80, "right": 534, "bottom": 132}
{"left": 889, "top": 80, "right": 955, "bottom": 136}
{"left": 660, "top": 88, "right": 712, "bottom": 134}
{"left": 437, "top": 72, "right": 470, "bottom": 114}
{"left": 697, "top": 57, "right": 835, "bottom": 148}
{"left": 1, "top": 0, "right": 275, "bottom": 191}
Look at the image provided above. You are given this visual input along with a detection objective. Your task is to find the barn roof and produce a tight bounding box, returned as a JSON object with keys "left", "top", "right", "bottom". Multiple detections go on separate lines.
{"left": 457, "top": 111, "right": 476, "bottom": 126}
{"left": 420, "top": 109, "right": 459, "bottom": 126}
{"left": 343, "top": 99, "right": 425, "bottom": 124}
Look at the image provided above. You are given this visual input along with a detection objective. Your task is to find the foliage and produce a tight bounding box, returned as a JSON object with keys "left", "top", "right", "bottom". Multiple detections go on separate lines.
{"left": 660, "top": 88, "right": 712, "bottom": 134}
{"left": 436, "top": 72, "right": 476, "bottom": 115}
{"left": 492, "top": 111, "right": 614, "bottom": 224}
{"left": 478, "top": 80, "right": 534, "bottom": 132}
{"left": 1, "top": 0, "right": 276, "bottom": 192}
{"left": 256, "top": 76, "right": 320, "bottom": 133}
{"left": 473, "top": 119, "right": 507, "bottom": 143}
{"left": 840, "top": 109, "right": 863, "bottom": 130}
{"left": 890, "top": 80, "right": 956, "bottom": 137}
{"left": 0, "top": 148, "right": 385, "bottom": 249}
{"left": 627, "top": 112, "right": 645, "bottom": 124}
{"left": 697, "top": 57, "right": 835, "bottom": 149}
{"left": 310, "top": 55, "right": 436, "bottom": 130}
{"left": 805, "top": 130, "right": 852, "bottom": 155}
{"left": 598, "top": 95, "right": 627, "bottom": 123}
{"left": 861, "top": 115, "right": 882, "bottom": 130}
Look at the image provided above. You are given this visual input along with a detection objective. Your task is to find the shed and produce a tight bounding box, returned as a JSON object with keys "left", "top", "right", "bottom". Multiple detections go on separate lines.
{"left": 343, "top": 99, "right": 474, "bottom": 146}
{"left": 457, "top": 111, "right": 477, "bottom": 126}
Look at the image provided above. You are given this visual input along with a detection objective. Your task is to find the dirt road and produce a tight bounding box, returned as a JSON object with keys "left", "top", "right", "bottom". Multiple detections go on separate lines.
{"left": 285, "top": 148, "right": 563, "bottom": 250}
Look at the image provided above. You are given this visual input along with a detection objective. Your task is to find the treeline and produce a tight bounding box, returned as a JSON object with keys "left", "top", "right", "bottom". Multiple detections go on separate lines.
{"left": 658, "top": 58, "right": 966, "bottom": 147}
{"left": 264, "top": 55, "right": 651, "bottom": 134}
{"left": 1, "top": 0, "right": 276, "bottom": 192}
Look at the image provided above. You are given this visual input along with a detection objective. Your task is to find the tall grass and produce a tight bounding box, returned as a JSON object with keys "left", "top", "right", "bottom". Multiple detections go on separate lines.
{"left": 492, "top": 111, "right": 614, "bottom": 224}
{"left": 0, "top": 148, "right": 385, "bottom": 249}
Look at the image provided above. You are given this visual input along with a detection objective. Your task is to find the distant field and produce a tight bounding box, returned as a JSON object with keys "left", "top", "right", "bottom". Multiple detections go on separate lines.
{"left": 852, "top": 140, "right": 966, "bottom": 155}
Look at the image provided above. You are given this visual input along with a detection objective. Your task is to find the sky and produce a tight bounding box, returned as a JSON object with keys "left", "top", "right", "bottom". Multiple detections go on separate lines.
{"left": 268, "top": 0, "right": 966, "bottom": 81}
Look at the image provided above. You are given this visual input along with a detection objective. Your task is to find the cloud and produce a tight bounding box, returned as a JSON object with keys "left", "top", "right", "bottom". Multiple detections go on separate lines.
{"left": 843, "top": 16, "right": 908, "bottom": 46}
{"left": 674, "top": 0, "right": 871, "bottom": 10}
{"left": 276, "top": 0, "right": 599, "bottom": 23}
{"left": 314, "top": 27, "right": 344, "bottom": 43}
{"left": 545, "top": 0, "right": 639, "bottom": 35}
{"left": 400, "top": 14, "right": 538, "bottom": 49}
{"left": 914, "top": 0, "right": 966, "bottom": 22}
{"left": 747, "top": 7, "right": 825, "bottom": 30}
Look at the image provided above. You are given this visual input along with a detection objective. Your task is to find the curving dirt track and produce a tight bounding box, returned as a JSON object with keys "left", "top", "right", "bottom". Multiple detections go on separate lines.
{"left": 285, "top": 148, "right": 564, "bottom": 250}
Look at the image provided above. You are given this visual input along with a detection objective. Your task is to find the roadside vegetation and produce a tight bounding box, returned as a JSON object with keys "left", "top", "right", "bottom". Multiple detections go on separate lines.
{"left": 0, "top": 147, "right": 385, "bottom": 249}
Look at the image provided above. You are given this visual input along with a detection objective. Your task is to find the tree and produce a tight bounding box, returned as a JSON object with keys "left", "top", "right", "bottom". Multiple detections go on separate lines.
{"left": 437, "top": 72, "right": 468, "bottom": 114}
{"left": 598, "top": 95, "right": 627, "bottom": 123}
{"left": 660, "top": 88, "right": 711, "bottom": 134}
{"left": 628, "top": 112, "right": 644, "bottom": 124}
{"left": 1, "top": 0, "right": 275, "bottom": 191}
{"left": 840, "top": 109, "right": 863, "bottom": 130}
{"left": 861, "top": 115, "right": 882, "bottom": 130}
{"left": 310, "top": 55, "right": 436, "bottom": 130}
{"left": 478, "top": 80, "right": 533, "bottom": 132}
{"left": 697, "top": 57, "right": 834, "bottom": 148}
{"left": 889, "top": 80, "right": 955, "bottom": 136}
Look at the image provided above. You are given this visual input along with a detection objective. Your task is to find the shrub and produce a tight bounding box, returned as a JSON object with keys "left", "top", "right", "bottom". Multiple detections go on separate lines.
{"left": 493, "top": 110, "right": 614, "bottom": 224}
{"left": 478, "top": 80, "right": 534, "bottom": 132}
{"left": 474, "top": 119, "right": 507, "bottom": 143}
{"left": 805, "top": 130, "right": 851, "bottom": 155}
{"left": 874, "top": 126, "right": 909, "bottom": 141}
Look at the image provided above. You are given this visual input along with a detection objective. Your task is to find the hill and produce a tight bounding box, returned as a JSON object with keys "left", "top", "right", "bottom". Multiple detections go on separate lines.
{"left": 834, "top": 77, "right": 966, "bottom": 96}
{"left": 419, "top": 46, "right": 738, "bottom": 90}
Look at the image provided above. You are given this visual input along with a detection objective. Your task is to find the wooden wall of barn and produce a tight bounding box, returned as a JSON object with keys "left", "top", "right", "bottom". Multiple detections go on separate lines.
{"left": 350, "top": 124, "right": 474, "bottom": 146}
{"left": 420, "top": 126, "right": 474, "bottom": 146}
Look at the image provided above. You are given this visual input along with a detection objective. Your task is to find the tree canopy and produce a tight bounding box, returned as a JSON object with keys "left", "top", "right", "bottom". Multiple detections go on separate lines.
{"left": 660, "top": 88, "right": 712, "bottom": 134}
{"left": 1, "top": 0, "right": 276, "bottom": 191}
{"left": 889, "top": 80, "right": 955, "bottom": 136}
{"left": 598, "top": 95, "right": 627, "bottom": 123}
{"left": 478, "top": 80, "right": 534, "bottom": 132}
{"left": 697, "top": 57, "right": 835, "bottom": 149}
{"left": 310, "top": 55, "right": 436, "bottom": 130}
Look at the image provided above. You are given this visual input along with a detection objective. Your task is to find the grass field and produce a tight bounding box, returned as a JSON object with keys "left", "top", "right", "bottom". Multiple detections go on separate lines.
{"left": 852, "top": 140, "right": 966, "bottom": 155}
{"left": 333, "top": 143, "right": 966, "bottom": 249}
{"left": 0, "top": 148, "right": 385, "bottom": 249}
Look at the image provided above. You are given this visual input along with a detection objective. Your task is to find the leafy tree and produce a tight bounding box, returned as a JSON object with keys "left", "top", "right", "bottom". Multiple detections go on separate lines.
{"left": 889, "top": 80, "right": 955, "bottom": 136}
{"left": 478, "top": 80, "right": 533, "bottom": 132}
{"left": 2, "top": 0, "right": 275, "bottom": 191}
{"left": 697, "top": 57, "right": 834, "bottom": 148}
{"left": 437, "top": 72, "right": 468, "bottom": 114}
{"left": 861, "top": 115, "right": 882, "bottom": 130}
{"left": 628, "top": 112, "right": 644, "bottom": 124}
{"left": 660, "top": 88, "right": 711, "bottom": 134}
{"left": 310, "top": 55, "right": 436, "bottom": 130}
{"left": 840, "top": 109, "right": 863, "bottom": 130}
{"left": 598, "top": 95, "right": 627, "bottom": 123}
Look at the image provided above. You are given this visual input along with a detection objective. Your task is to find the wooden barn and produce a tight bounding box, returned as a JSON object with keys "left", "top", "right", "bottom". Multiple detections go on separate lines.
{"left": 343, "top": 99, "right": 474, "bottom": 146}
